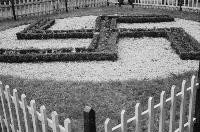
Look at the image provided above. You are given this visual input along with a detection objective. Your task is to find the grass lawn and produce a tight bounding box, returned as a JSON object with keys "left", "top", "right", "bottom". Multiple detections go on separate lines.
{"left": 0, "top": 5, "right": 200, "bottom": 132}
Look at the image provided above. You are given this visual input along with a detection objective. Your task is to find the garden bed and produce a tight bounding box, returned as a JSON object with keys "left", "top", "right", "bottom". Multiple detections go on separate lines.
{"left": 0, "top": 14, "right": 199, "bottom": 63}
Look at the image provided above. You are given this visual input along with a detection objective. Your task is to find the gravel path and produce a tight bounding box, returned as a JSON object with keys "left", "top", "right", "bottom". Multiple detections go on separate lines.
{"left": 0, "top": 16, "right": 199, "bottom": 82}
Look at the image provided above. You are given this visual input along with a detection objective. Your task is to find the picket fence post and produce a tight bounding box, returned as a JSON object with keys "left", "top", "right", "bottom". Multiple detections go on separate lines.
{"left": 169, "top": 86, "right": 177, "bottom": 132}
{"left": 31, "top": 100, "right": 39, "bottom": 132}
{"left": 148, "top": 97, "right": 154, "bottom": 132}
{"left": 84, "top": 106, "right": 96, "bottom": 132}
{"left": 121, "top": 110, "right": 127, "bottom": 132}
{"left": 21, "top": 94, "right": 31, "bottom": 132}
{"left": 135, "top": 103, "right": 141, "bottom": 132}
{"left": 0, "top": 116, "right": 5, "bottom": 132}
{"left": 194, "top": 62, "right": 200, "bottom": 132}
{"left": 13, "top": 89, "right": 23, "bottom": 132}
{"left": 5, "top": 85, "right": 17, "bottom": 132}
{"left": 52, "top": 111, "right": 59, "bottom": 132}
{"left": 105, "top": 118, "right": 112, "bottom": 132}
{"left": 179, "top": 80, "right": 186, "bottom": 132}
{"left": 40, "top": 105, "right": 48, "bottom": 132}
{"left": 64, "top": 118, "right": 71, "bottom": 132}
{"left": 0, "top": 82, "right": 11, "bottom": 132}
{"left": 159, "top": 91, "right": 166, "bottom": 132}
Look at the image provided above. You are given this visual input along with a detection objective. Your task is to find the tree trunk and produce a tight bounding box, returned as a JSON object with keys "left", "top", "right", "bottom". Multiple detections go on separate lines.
{"left": 65, "top": 0, "right": 68, "bottom": 12}
{"left": 10, "top": 0, "right": 17, "bottom": 20}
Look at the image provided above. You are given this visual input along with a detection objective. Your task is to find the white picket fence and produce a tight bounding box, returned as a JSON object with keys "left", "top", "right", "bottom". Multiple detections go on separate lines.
{"left": 0, "top": 0, "right": 200, "bottom": 19}
{"left": 0, "top": 0, "right": 107, "bottom": 18}
{"left": 105, "top": 75, "right": 198, "bottom": 132}
{"left": 0, "top": 75, "right": 198, "bottom": 132}
{"left": 131, "top": 0, "right": 200, "bottom": 11}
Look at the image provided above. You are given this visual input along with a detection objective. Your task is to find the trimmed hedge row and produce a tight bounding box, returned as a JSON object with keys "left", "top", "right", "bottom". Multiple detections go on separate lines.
{"left": 110, "top": 18, "right": 117, "bottom": 30}
{"left": 105, "top": 14, "right": 174, "bottom": 23}
{"left": 52, "top": 29, "right": 94, "bottom": 33}
{"left": 116, "top": 16, "right": 174, "bottom": 23}
{"left": 17, "top": 31, "right": 94, "bottom": 39}
{"left": 180, "top": 52, "right": 200, "bottom": 60}
{"left": 96, "top": 18, "right": 118, "bottom": 53}
{"left": 166, "top": 28, "right": 200, "bottom": 59}
{"left": 10, "top": 14, "right": 200, "bottom": 63}
{"left": 119, "top": 28, "right": 167, "bottom": 38}
{"left": 16, "top": 15, "right": 174, "bottom": 40}
{"left": 87, "top": 33, "right": 100, "bottom": 52}
{"left": 16, "top": 19, "right": 94, "bottom": 40}
{"left": 0, "top": 52, "right": 117, "bottom": 63}
{"left": 0, "top": 48, "right": 73, "bottom": 55}
{"left": 95, "top": 16, "right": 102, "bottom": 32}
{"left": 39, "top": 19, "right": 55, "bottom": 30}
{"left": 23, "top": 18, "right": 53, "bottom": 33}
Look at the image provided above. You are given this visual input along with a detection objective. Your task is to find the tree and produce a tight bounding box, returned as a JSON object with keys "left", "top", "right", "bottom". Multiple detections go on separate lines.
{"left": 65, "top": 0, "right": 68, "bottom": 12}
{"left": 10, "top": 0, "right": 17, "bottom": 20}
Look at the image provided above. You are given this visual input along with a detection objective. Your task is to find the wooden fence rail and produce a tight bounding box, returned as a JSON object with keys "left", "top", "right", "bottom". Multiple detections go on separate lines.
{"left": 0, "top": 75, "right": 198, "bottom": 132}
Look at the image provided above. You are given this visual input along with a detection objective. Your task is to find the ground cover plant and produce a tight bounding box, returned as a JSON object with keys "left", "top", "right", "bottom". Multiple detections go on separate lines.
{"left": 0, "top": 5, "right": 200, "bottom": 132}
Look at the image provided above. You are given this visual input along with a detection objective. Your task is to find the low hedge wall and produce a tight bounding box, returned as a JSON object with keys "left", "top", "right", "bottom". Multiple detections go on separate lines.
{"left": 39, "top": 19, "right": 55, "bottom": 30}
{"left": 116, "top": 16, "right": 174, "bottom": 23}
{"left": 95, "top": 16, "right": 102, "bottom": 32}
{"left": 166, "top": 28, "right": 200, "bottom": 58}
{"left": 16, "top": 15, "right": 175, "bottom": 40}
{"left": 180, "top": 52, "right": 200, "bottom": 60}
{"left": 88, "top": 33, "right": 100, "bottom": 52}
{"left": 0, "top": 52, "right": 118, "bottom": 63}
{"left": 119, "top": 28, "right": 167, "bottom": 38}
{"left": 11, "top": 14, "right": 200, "bottom": 63}
{"left": 17, "top": 31, "right": 94, "bottom": 39}
{"left": 106, "top": 14, "right": 174, "bottom": 23}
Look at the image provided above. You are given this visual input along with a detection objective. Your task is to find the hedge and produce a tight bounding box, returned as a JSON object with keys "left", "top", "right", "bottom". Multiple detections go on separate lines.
{"left": 166, "top": 28, "right": 200, "bottom": 59}
{"left": 116, "top": 15, "right": 174, "bottom": 23}
{"left": 87, "top": 33, "right": 100, "bottom": 52}
{"left": 11, "top": 15, "right": 200, "bottom": 62}
{"left": 16, "top": 15, "right": 175, "bottom": 40}
{"left": 95, "top": 16, "right": 102, "bottom": 32}
{"left": 17, "top": 31, "right": 94, "bottom": 39}
{"left": 0, "top": 52, "right": 118, "bottom": 63}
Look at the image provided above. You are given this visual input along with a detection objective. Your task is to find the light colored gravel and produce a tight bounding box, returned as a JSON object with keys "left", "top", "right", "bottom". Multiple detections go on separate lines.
{"left": 48, "top": 15, "right": 98, "bottom": 30}
{"left": 0, "top": 16, "right": 199, "bottom": 82}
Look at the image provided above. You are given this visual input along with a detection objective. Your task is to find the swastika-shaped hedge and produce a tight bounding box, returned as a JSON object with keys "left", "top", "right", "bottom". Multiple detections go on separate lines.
{"left": 0, "top": 15, "right": 199, "bottom": 63}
